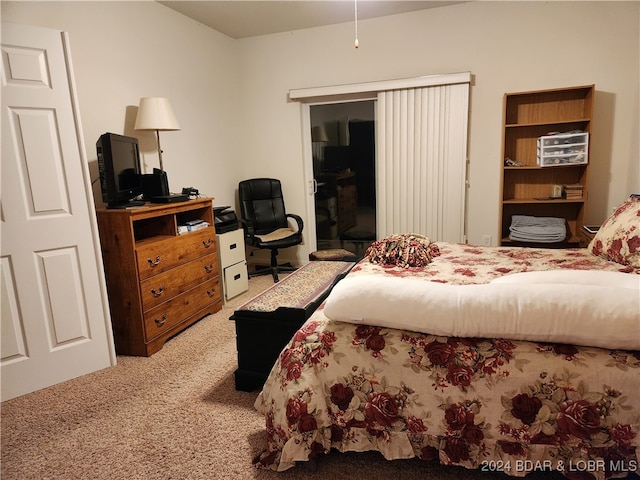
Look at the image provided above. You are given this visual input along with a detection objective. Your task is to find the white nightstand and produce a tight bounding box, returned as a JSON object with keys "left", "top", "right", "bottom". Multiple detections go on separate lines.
{"left": 218, "top": 229, "right": 248, "bottom": 301}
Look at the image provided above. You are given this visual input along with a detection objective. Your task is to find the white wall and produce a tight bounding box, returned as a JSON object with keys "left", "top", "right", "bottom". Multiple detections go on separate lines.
{"left": 1, "top": 1, "right": 243, "bottom": 208}
{"left": 3, "top": 1, "right": 638, "bottom": 263}
{"left": 236, "top": 1, "right": 639, "bottom": 251}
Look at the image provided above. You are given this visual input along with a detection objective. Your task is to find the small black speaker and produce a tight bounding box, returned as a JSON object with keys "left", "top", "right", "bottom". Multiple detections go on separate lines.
{"left": 141, "top": 169, "right": 169, "bottom": 199}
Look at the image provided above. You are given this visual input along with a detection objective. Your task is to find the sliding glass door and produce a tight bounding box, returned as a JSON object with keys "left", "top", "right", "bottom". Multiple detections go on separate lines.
{"left": 310, "top": 101, "right": 376, "bottom": 256}
{"left": 295, "top": 72, "right": 471, "bottom": 254}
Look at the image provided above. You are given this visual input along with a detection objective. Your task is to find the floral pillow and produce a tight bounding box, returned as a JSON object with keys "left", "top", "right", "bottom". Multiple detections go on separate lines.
{"left": 588, "top": 197, "right": 640, "bottom": 268}
{"left": 364, "top": 233, "right": 440, "bottom": 268}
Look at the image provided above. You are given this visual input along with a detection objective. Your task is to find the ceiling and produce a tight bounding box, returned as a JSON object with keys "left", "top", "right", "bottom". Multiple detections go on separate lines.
{"left": 159, "top": 1, "right": 461, "bottom": 39}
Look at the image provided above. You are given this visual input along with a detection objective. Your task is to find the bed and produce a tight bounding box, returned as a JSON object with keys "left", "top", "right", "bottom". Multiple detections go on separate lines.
{"left": 254, "top": 197, "right": 640, "bottom": 479}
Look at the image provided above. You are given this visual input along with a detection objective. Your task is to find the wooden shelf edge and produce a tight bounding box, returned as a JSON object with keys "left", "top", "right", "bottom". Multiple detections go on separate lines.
{"left": 504, "top": 165, "right": 587, "bottom": 170}
{"left": 505, "top": 85, "right": 594, "bottom": 97}
{"left": 135, "top": 234, "right": 175, "bottom": 247}
{"left": 500, "top": 237, "right": 582, "bottom": 248}
{"left": 505, "top": 118, "right": 590, "bottom": 128}
{"left": 502, "top": 198, "right": 585, "bottom": 205}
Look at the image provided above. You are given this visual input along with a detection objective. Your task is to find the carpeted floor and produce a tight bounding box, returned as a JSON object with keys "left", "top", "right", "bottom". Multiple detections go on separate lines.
{"left": 1, "top": 274, "right": 576, "bottom": 480}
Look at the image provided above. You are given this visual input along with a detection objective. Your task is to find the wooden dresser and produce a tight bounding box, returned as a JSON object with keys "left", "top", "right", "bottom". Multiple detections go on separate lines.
{"left": 96, "top": 198, "right": 222, "bottom": 356}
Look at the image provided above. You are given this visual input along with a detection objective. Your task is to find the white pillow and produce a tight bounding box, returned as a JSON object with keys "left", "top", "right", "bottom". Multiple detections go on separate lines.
{"left": 323, "top": 275, "right": 640, "bottom": 350}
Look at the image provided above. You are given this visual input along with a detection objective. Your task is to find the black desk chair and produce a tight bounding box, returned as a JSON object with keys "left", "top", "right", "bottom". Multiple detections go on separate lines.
{"left": 238, "top": 178, "right": 304, "bottom": 282}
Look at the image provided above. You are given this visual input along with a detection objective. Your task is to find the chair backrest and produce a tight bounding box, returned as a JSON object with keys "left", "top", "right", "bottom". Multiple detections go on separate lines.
{"left": 238, "top": 178, "right": 289, "bottom": 234}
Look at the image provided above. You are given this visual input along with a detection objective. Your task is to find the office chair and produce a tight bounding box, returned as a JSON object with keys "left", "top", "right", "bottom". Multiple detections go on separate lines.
{"left": 238, "top": 178, "right": 304, "bottom": 282}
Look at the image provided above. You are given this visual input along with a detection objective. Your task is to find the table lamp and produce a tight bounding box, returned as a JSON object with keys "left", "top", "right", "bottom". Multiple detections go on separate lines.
{"left": 311, "top": 125, "right": 329, "bottom": 165}
{"left": 134, "top": 97, "right": 180, "bottom": 172}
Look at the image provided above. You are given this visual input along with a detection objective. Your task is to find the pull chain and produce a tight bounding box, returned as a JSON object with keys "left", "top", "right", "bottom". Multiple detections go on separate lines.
{"left": 354, "top": 0, "right": 359, "bottom": 48}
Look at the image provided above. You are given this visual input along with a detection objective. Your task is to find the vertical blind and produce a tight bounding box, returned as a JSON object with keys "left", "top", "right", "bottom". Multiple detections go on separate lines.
{"left": 376, "top": 82, "right": 470, "bottom": 242}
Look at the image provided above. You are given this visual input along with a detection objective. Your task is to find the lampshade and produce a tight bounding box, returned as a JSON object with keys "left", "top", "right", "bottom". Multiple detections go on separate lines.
{"left": 134, "top": 97, "right": 180, "bottom": 131}
{"left": 311, "top": 125, "right": 328, "bottom": 143}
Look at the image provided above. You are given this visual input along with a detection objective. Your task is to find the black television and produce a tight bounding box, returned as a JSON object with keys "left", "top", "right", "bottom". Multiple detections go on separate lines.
{"left": 96, "top": 133, "right": 144, "bottom": 208}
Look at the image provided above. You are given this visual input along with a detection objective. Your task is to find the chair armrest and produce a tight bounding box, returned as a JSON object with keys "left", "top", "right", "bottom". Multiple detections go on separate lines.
{"left": 239, "top": 218, "right": 256, "bottom": 239}
{"left": 286, "top": 213, "right": 304, "bottom": 233}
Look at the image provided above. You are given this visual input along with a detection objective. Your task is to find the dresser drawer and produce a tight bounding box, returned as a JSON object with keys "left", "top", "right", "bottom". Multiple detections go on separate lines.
{"left": 139, "top": 253, "right": 219, "bottom": 311}
{"left": 143, "top": 278, "right": 220, "bottom": 341}
{"left": 136, "top": 228, "right": 217, "bottom": 280}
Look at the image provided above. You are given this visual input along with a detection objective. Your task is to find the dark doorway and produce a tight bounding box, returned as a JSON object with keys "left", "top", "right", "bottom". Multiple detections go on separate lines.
{"left": 310, "top": 101, "right": 376, "bottom": 256}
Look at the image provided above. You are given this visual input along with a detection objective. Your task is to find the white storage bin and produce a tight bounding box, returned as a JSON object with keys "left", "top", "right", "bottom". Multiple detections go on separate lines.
{"left": 537, "top": 132, "right": 588, "bottom": 167}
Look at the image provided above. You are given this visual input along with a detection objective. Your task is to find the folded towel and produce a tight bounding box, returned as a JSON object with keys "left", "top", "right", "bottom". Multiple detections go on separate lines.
{"left": 509, "top": 215, "right": 566, "bottom": 243}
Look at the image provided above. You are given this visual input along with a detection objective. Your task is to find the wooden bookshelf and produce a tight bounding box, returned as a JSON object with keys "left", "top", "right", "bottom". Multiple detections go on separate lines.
{"left": 499, "top": 85, "right": 594, "bottom": 247}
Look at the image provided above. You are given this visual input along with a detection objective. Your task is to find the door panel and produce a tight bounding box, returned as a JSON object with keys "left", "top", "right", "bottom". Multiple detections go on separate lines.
{"left": 37, "top": 247, "right": 90, "bottom": 345}
{"left": 1, "top": 22, "right": 115, "bottom": 401}
{"left": 8, "top": 107, "right": 70, "bottom": 213}
{"left": 1, "top": 256, "right": 26, "bottom": 361}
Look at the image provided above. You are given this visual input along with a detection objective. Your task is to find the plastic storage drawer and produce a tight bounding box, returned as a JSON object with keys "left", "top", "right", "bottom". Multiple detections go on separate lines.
{"left": 537, "top": 132, "right": 588, "bottom": 167}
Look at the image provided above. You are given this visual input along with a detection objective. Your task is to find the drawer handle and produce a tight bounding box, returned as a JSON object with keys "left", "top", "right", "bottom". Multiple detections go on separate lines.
{"left": 234, "top": 273, "right": 241, "bottom": 280}
{"left": 154, "top": 314, "right": 167, "bottom": 327}
{"left": 206, "top": 288, "right": 216, "bottom": 297}
{"left": 151, "top": 286, "right": 164, "bottom": 297}
{"left": 229, "top": 243, "right": 237, "bottom": 250}
{"left": 202, "top": 238, "right": 213, "bottom": 248}
{"left": 204, "top": 264, "right": 214, "bottom": 273}
{"left": 147, "top": 256, "right": 161, "bottom": 267}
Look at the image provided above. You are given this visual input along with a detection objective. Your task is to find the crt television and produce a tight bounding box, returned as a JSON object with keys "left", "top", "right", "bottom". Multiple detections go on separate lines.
{"left": 96, "top": 133, "right": 144, "bottom": 208}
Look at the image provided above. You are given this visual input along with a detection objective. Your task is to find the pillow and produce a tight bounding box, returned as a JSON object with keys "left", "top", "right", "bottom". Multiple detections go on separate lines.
{"left": 588, "top": 197, "right": 640, "bottom": 268}
{"left": 323, "top": 275, "right": 640, "bottom": 350}
{"left": 364, "top": 233, "right": 440, "bottom": 268}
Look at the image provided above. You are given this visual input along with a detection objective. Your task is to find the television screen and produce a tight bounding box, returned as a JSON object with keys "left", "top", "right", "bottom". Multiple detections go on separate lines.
{"left": 97, "top": 133, "right": 144, "bottom": 208}
{"left": 111, "top": 141, "right": 139, "bottom": 190}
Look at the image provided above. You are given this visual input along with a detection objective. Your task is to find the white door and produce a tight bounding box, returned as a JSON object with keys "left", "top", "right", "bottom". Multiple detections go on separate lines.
{"left": 1, "top": 22, "right": 116, "bottom": 401}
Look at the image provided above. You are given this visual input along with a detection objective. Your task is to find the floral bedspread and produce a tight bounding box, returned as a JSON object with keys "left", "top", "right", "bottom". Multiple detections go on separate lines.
{"left": 254, "top": 244, "right": 640, "bottom": 479}
{"left": 351, "top": 242, "right": 637, "bottom": 282}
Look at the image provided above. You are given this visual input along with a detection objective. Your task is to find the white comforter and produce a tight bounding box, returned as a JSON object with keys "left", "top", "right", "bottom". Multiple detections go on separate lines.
{"left": 323, "top": 270, "right": 640, "bottom": 350}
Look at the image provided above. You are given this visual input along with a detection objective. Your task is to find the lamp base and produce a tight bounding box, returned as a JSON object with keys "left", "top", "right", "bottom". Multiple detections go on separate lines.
{"left": 156, "top": 130, "right": 164, "bottom": 172}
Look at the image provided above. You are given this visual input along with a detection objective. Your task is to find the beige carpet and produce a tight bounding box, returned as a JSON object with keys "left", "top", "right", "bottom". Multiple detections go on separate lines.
{"left": 1, "top": 274, "right": 569, "bottom": 480}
